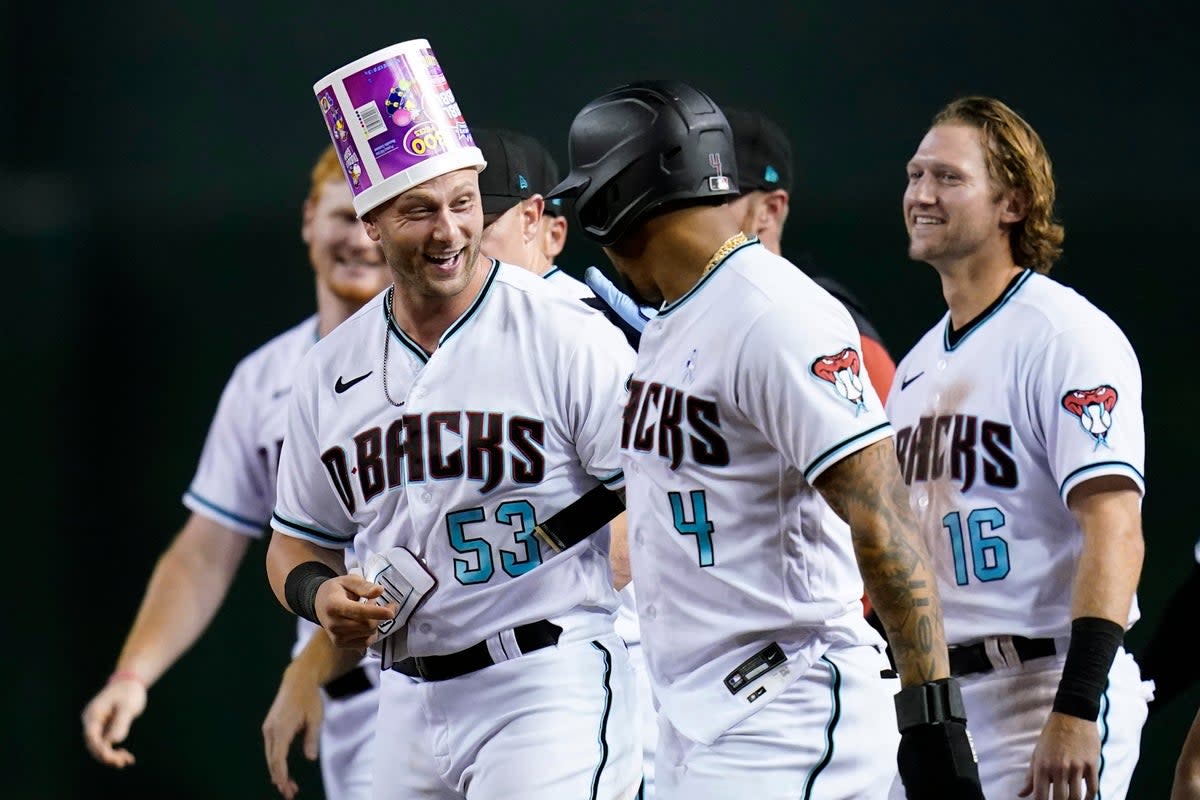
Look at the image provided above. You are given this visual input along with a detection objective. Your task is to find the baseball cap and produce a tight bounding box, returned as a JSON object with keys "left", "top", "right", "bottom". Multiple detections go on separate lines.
{"left": 723, "top": 107, "right": 794, "bottom": 194}
{"left": 474, "top": 128, "right": 559, "bottom": 216}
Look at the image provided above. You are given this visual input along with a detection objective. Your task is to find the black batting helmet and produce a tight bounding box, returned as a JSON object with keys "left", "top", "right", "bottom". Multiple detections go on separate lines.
{"left": 547, "top": 80, "right": 738, "bottom": 246}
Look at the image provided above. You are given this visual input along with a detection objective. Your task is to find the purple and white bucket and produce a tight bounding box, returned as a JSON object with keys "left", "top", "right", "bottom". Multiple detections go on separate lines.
{"left": 313, "top": 39, "right": 486, "bottom": 217}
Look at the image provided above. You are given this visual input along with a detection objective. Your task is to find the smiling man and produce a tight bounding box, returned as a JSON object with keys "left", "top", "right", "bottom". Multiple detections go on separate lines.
{"left": 265, "top": 45, "right": 642, "bottom": 800}
{"left": 886, "top": 95, "right": 1150, "bottom": 800}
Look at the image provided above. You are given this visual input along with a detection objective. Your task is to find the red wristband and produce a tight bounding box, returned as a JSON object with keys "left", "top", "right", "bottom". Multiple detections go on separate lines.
{"left": 108, "top": 670, "right": 148, "bottom": 689}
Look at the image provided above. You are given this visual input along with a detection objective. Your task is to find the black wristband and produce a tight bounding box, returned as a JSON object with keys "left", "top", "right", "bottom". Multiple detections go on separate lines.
{"left": 1052, "top": 616, "right": 1124, "bottom": 721}
{"left": 284, "top": 561, "right": 338, "bottom": 626}
{"left": 894, "top": 677, "right": 968, "bottom": 732}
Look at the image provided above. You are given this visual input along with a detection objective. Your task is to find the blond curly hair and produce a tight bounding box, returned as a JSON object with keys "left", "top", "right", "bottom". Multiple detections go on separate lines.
{"left": 933, "top": 97, "right": 1065, "bottom": 273}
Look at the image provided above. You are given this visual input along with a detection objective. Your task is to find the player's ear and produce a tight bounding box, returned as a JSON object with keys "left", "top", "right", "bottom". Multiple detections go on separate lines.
{"left": 360, "top": 209, "right": 383, "bottom": 243}
{"left": 548, "top": 215, "right": 568, "bottom": 256}
{"left": 763, "top": 189, "right": 790, "bottom": 229}
{"left": 1000, "top": 189, "right": 1030, "bottom": 224}
{"left": 523, "top": 196, "right": 545, "bottom": 244}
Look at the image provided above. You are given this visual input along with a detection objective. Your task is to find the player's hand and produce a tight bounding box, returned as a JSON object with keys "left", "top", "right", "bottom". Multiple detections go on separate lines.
{"left": 1018, "top": 711, "right": 1100, "bottom": 800}
{"left": 315, "top": 574, "right": 398, "bottom": 649}
{"left": 262, "top": 661, "right": 323, "bottom": 800}
{"left": 81, "top": 677, "right": 148, "bottom": 768}
{"left": 583, "top": 266, "right": 656, "bottom": 350}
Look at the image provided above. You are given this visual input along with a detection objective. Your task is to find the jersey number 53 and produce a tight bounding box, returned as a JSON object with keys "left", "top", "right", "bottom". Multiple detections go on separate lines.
{"left": 446, "top": 501, "right": 542, "bottom": 585}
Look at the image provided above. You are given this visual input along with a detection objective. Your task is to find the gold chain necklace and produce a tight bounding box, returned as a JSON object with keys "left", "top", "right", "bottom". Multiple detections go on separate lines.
{"left": 700, "top": 232, "right": 750, "bottom": 278}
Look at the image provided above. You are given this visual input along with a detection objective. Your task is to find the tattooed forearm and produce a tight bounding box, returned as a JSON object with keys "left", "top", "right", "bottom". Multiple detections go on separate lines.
{"left": 814, "top": 437, "right": 950, "bottom": 685}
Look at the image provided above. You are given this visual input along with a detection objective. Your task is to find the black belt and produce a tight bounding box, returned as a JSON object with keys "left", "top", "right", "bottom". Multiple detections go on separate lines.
{"left": 949, "top": 636, "right": 1057, "bottom": 677}
{"left": 323, "top": 665, "right": 373, "bottom": 700}
{"left": 392, "top": 619, "right": 563, "bottom": 682}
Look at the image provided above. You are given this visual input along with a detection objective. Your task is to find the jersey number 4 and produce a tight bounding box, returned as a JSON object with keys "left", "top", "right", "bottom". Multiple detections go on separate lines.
{"left": 446, "top": 501, "right": 542, "bottom": 585}
{"left": 670, "top": 490, "right": 716, "bottom": 567}
{"left": 942, "top": 507, "right": 1011, "bottom": 585}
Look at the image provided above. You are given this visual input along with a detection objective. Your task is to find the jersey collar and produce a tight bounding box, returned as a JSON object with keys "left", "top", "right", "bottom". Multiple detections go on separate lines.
{"left": 383, "top": 259, "right": 500, "bottom": 364}
{"left": 656, "top": 236, "right": 760, "bottom": 319}
{"left": 943, "top": 268, "right": 1032, "bottom": 352}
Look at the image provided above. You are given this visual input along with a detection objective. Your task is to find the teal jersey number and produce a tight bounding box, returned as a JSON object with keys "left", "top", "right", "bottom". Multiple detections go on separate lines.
{"left": 941, "top": 507, "right": 1010, "bottom": 585}
{"left": 446, "top": 501, "right": 543, "bottom": 585}
{"left": 669, "top": 490, "right": 716, "bottom": 567}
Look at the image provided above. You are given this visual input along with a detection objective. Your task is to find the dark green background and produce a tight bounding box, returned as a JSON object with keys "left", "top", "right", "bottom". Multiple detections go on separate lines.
{"left": 6, "top": 1, "right": 1195, "bottom": 797}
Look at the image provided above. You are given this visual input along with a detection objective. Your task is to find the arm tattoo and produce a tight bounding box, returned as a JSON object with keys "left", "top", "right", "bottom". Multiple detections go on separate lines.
{"left": 814, "top": 438, "right": 948, "bottom": 684}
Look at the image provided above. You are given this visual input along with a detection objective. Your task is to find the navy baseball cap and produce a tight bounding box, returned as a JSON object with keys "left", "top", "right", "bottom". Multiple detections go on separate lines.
{"left": 474, "top": 128, "right": 559, "bottom": 216}
{"left": 723, "top": 108, "right": 794, "bottom": 194}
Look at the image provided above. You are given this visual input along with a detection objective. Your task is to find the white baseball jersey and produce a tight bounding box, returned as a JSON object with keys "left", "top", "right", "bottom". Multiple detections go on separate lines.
{"left": 622, "top": 240, "right": 893, "bottom": 745}
{"left": 886, "top": 269, "right": 1145, "bottom": 644}
{"left": 543, "top": 265, "right": 595, "bottom": 299}
{"left": 183, "top": 316, "right": 325, "bottom": 657}
{"left": 182, "top": 315, "right": 378, "bottom": 800}
{"left": 272, "top": 261, "right": 635, "bottom": 656}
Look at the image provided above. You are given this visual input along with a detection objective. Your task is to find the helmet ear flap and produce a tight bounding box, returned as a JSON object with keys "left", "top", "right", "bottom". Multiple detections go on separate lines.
{"left": 578, "top": 178, "right": 619, "bottom": 233}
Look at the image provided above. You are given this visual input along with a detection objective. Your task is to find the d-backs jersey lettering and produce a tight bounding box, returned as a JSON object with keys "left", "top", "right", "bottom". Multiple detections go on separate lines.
{"left": 886, "top": 269, "right": 1145, "bottom": 645}
{"left": 272, "top": 261, "right": 635, "bottom": 657}
{"left": 621, "top": 240, "right": 892, "bottom": 744}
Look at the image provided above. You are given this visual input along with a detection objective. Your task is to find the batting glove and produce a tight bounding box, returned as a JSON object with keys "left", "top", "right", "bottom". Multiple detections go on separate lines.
{"left": 583, "top": 267, "right": 657, "bottom": 350}
{"left": 894, "top": 678, "right": 985, "bottom": 799}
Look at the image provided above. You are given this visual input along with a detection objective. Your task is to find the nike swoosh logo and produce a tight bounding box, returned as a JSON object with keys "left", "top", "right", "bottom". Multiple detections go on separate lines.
{"left": 272, "top": 388, "right": 291, "bottom": 400}
{"left": 334, "top": 371, "right": 373, "bottom": 394}
{"left": 900, "top": 371, "right": 925, "bottom": 391}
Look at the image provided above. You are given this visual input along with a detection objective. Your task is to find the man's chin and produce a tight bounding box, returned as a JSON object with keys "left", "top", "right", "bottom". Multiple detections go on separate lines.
{"left": 330, "top": 281, "right": 389, "bottom": 305}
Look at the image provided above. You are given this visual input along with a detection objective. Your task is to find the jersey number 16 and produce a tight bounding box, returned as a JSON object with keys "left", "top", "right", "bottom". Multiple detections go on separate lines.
{"left": 942, "top": 507, "right": 1011, "bottom": 585}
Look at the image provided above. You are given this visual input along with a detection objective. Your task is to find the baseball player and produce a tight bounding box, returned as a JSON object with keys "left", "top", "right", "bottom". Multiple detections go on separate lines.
{"left": 549, "top": 79, "right": 982, "bottom": 800}
{"left": 266, "top": 60, "right": 642, "bottom": 800}
{"left": 81, "top": 144, "right": 391, "bottom": 800}
{"left": 887, "top": 95, "right": 1150, "bottom": 799}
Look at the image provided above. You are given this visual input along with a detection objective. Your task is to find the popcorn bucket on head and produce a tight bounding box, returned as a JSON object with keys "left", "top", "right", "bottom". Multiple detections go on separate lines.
{"left": 313, "top": 39, "right": 485, "bottom": 217}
